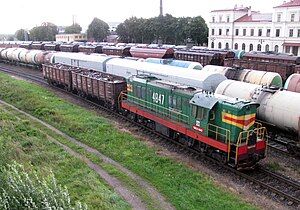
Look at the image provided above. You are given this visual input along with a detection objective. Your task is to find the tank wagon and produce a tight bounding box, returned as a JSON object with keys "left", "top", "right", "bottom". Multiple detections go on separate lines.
{"left": 144, "top": 58, "right": 203, "bottom": 70}
{"left": 284, "top": 74, "right": 300, "bottom": 93}
{"left": 42, "top": 63, "right": 268, "bottom": 169}
{"left": 130, "top": 47, "right": 174, "bottom": 59}
{"left": 215, "top": 80, "right": 300, "bottom": 154}
{"left": 51, "top": 52, "right": 227, "bottom": 92}
{"left": 202, "top": 65, "right": 283, "bottom": 87}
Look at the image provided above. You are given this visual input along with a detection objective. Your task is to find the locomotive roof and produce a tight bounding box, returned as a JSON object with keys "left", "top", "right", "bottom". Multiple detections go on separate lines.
{"left": 190, "top": 92, "right": 256, "bottom": 110}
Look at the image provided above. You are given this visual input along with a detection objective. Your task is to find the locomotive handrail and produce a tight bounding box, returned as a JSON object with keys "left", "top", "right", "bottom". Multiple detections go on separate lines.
{"left": 207, "top": 123, "right": 231, "bottom": 161}
{"left": 119, "top": 92, "right": 190, "bottom": 124}
{"left": 235, "top": 127, "right": 268, "bottom": 165}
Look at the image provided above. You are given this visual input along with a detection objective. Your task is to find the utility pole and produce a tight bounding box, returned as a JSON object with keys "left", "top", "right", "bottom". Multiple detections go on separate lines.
{"left": 160, "top": 0, "right": 163, "bottom": 16}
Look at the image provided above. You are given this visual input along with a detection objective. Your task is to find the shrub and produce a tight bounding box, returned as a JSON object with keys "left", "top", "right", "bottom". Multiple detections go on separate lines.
{"left": 0, "top": 161, "right": 87, "bottom": 210}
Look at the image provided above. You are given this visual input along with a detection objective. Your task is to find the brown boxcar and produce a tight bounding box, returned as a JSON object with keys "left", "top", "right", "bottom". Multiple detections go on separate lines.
{"left": 78, "top": 45, "right": 103, "bottom": 54}
{"left": 224, "top": 59, "right": 296, "bottom": 81}
{"left": 44, "top": 43, "right": 61, "bottom": 51}
{"left": 242, "top": 52, "right": 300, "bottom": 65}
{"left": 102, "top": 46, "right": 131, "bottom": 57}
{"left": 59, "top": 44, "right": 79, "bottom": 52}
{"left": 42, "top": 64, "right": 74, "bottom": 91}
{"left": 71, "top": 69, "right": 126, "bottom": 109}
{"left": 20, "top": 43, "right": 32, "bottom": 50}
{"left": 175, "top": 51, "right": 223, "bottom": 66}
{"left": 31, "top": 43, "right": 45, "bottom": 50}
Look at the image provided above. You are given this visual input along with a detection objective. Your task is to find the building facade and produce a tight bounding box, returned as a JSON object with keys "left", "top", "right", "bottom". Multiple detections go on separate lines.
{"left": 55, "top": 34, "right": 87, "bottom": 42}
{"left": 208, "top": 0, "right": 300, "bottom": 55}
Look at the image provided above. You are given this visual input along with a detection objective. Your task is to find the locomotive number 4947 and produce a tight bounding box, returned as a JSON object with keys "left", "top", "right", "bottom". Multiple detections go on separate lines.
{"left": 152, "top": 92, "right": 165, "bottom": 105}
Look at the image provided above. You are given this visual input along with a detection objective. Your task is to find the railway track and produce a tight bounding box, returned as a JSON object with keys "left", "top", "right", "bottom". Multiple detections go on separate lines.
{"left": 0, "top": 64, "right": 300, "bottom": 207}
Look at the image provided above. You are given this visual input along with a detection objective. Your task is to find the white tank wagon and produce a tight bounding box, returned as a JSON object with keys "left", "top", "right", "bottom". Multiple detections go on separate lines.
{"left": 11, "top": 48, "right": 27, "bottom": 62}
{"left": 215, "top": 80, "right": 300, "bottom": 138}
{"left": 105, "top": 58, "right": 226, "bottom": 92}
{"left": 202, "top": 65, "right": 282, "bottom": 87}
{"left": 51, "top": 53, "right": 226, "bottom": 92}
{"left": 25, "top": 50, "right": 43, "bottom": 64}
{"left": 0, "top": 48, "right": 7, "bottom": 60}
{"left": 5, "top": 48, "right": 18, "bottom": 60}
{"left": 51, "top": 52, "right": 111, "bottom": 71}
{"left": 144, "top": 58, "right": 203, "bottom": 70}
{"left": 237, "top": 69, "right": 282, "bottom": 88}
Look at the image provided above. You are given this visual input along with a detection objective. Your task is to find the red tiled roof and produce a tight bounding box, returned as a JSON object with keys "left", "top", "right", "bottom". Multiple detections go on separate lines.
{"left": 274, "top": 0, "right": 300, "bottom": 8}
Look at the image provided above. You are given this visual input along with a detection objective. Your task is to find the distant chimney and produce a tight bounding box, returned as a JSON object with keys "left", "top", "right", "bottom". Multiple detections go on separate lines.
{"left": 248, "top": 6, "right": 252, "bottom": 16}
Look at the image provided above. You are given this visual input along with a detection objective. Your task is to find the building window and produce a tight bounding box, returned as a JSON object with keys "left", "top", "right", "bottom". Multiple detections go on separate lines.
{"left": 211, "top": 29, "right": 215, "bottom": 35}
{"left": 298, "top": 29, "right": 300, "bottom": 37}
{"left": 212, "top": 16, "right": 215, "bottom": 23}
{"left": 218, "top": 42, "right": 222, "bottom": 49}
{"left": 289, "top": 29, "right": 294, "bottom": 37}
{"left": 285, "top": 46, "right": 291, "bottom": 53}
{"left": 291, "top": 14, "right": 295, "bottom": 22}
{"left": 219, "top": 15, "right": 222, "bottom": 22}
{"left": 258, "top": 29, "right": 262, "bottom": 36}
{"left": 257, "top": 44, "right": 262, "bottom": 51}
{"left": 219, "top": 29, "right": 222, "bottom": 35}
{"left": 227, "top": 16, "right": 230, "bottom": 22}
{"left": 226, "top": 29, "right": 230, "bottom": 36}
{"left": 277, "top": 14, "right": 281, "bottom": 22}
{"left": 249, "top": 44, "right": 253, "bottom": 51}
{"left": 276, "top": 29, "right": 280, "bottom": 37}
{"left": 235, "top": 29, "right": 239, "bottom": 36}
{"left": 242, "top": 43, "right": 246, "bottom": 50}
{"left": 225, "top": 43, "right": 229, "bottom": 49}
{"left": 266, "top": 29, "right": 271, "bottom": 37}
{"left": 250, "top": 29, "right": 254, "bottom": 36}
{"left": 211, "top": 42, "right": 214, "bottom": 48}
{"left": 234, "top": 43, "right": 238, "bottom": 50}
{"left": 243, "top": 29, "right": 246, "bottom": 36}
{"left": 274, "top": 45, "right": 279, "bottom": 52}
{"left": 265, "top": 44, "right": 269, "bottom": 51}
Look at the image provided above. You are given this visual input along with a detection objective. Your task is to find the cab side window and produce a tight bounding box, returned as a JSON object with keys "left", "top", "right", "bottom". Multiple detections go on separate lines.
{"left": 192, "top": 105, "right": 207, "bottom": 120}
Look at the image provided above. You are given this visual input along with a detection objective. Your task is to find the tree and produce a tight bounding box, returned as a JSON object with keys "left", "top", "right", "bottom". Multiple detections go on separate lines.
{"left": 65, "top": 23, "right": 82, "bottom": 34}
{"left": 189, "top": 16, "right": 208, "bottom": 45}
{"left": 30, "top": 22, "right": 58, "bottom": 41}
{"left": 87, "top": 18, "right": 109, "bottom": 42}
{"left": 15, "top": 29, "right": 29, "bottom": 41}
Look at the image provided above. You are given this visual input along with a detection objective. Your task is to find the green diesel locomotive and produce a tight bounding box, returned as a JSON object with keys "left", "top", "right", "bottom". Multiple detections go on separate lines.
{"left": 120, "top": 75, "right": 268, "bottom": 169}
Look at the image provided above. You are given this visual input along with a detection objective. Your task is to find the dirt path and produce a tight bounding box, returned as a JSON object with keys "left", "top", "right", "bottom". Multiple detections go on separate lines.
{"left": 0, "top": 99, "right": 175, "bottom": 210}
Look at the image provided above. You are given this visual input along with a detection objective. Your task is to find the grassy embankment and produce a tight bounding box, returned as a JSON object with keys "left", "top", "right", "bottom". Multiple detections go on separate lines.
{"left": 0, "top": 73, "right": 258, "bottom": 210}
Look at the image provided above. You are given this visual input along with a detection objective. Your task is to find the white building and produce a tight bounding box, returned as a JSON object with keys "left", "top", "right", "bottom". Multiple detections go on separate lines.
{"left": 208, "top": 0, "right": 300, "bottom": 55}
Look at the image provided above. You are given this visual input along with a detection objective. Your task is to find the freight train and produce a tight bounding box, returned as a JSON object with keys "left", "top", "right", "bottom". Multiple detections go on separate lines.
{"left": 42, "top": 63, "right": 268, "bottom": 169}
{"left": 0, "top": 47, "right": 299, "bottom": 154}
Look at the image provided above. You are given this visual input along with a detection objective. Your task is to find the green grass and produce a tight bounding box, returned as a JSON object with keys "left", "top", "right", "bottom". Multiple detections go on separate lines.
{"left": 265, "top": 162, "right": 285, "bottom": 172}
{"left": 0, "top": 106, "right": 130, "bottom": 210}
{"left": 0, "top": 73, "right": 258, "bottom": 210}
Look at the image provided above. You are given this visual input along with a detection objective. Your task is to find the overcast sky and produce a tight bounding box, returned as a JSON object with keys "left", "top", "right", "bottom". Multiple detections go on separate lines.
{"left": 0, "top": 0, "right": 285, "bottom": 34}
